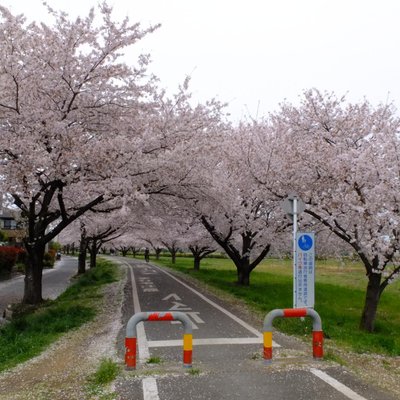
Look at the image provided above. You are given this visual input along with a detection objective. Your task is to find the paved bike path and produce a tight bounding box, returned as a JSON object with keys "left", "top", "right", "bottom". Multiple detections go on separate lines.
{"left": 115, "top": 258, "right": 395, "bottom": 400}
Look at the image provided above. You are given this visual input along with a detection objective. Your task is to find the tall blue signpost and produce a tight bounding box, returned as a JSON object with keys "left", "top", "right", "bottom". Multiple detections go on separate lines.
{"left": 281, "top": 194, "right": 315, "bottom": 308}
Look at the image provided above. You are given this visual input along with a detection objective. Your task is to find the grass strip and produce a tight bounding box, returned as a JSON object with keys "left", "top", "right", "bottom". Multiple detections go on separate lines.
{"left": 154, "top": 257, "right": 400, "bottom": 356}
{"left": 0, "top": 259, "right": 118, "bottom": 373}
{"left": 85, "top": 357, "right": 121, "bottom": 399}
{"left": 89, "top": 357, "right": 121, "bottom": 385}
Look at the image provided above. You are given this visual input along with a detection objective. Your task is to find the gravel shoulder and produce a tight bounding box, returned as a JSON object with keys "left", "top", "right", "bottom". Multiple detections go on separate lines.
{"left": 0, "top": 261, "right": 398, "bottom": 399}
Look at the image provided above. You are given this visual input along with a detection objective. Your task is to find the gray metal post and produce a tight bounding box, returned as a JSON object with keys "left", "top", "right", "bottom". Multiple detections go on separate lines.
{"left": 293, "top": 196, "right": 298, "bottom": 308}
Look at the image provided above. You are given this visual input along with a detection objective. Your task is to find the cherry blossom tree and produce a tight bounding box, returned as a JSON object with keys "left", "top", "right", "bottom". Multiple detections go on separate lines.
{"left": 138, "top": 210, "right": 186, "bottom": 265}
{"left": 59, "top": 205, "right": 130, "bottom": 272}
{"left": 0, "top": 3, "right": 159, "bottom": 304}
{"left": 122, "top": 195, "right": 214, "bottom": 267}
{"left": 142, "top": 238, "right": 163, "bottom": 260}
{"left": 114, "top": 243, "right": 132, "bottom": 257}
{"left": 186, "top": 124, "right": 287, "bottom": 285}
{"left": 156, "top": 215, "right": 216, "bottom": 266}
{"left": 253, "top": 89, "right": 400, "bottom": 331}
{"left": 107, "top": 229, "right": 146, "bottom": 257}
{"left": 185, "top": 221, "right": 216, "bottom": 270}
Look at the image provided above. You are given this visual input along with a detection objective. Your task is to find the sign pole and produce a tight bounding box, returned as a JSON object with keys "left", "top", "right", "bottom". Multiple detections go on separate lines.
{"left": 280, "top": 193, "right": 306, "bottom": 309}
{"left": 293, "top": 196, "right": 298, "bottom": 308}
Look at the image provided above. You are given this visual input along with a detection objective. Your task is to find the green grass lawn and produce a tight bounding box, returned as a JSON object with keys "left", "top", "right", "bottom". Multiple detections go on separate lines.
{"left": 154, "top": 256, "right": 400, "bottom": 357}
{"left": 0, "top": 259, "right": 118, "bottom": 373}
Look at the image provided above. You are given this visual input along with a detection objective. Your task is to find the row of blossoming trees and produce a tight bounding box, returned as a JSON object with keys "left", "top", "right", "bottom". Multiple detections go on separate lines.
{"left": 0, "top": 4, "right": 399, "bottom": 332}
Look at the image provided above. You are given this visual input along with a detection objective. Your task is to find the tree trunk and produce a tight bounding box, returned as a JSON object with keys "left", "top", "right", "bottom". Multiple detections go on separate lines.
{"left": 78, "top": 240, "right": 87, "bottom": 274}
{"left": 155, "top": 248, "right": 161, "bottom": 260}
{"left": 193, "top": 255, "right": 201, "bottom": 271}
{"left": 237, "top": 264, "right": 251, "bottom": 286}
{"left": 189, "top": 245, "right": 215, "bottom": 271}
{"left": 22, "top": 244, "right": 45, "bottom": 304}
{"left": 236, "top": 235, "right": 251, "bottom": 286}
{"left": 359, "top": 272, "right": 382, "bottom": 332}
{"left": 171, "top": 251, "right": 176, "bottom": 264}
{"left": 78, "top": 248, "right": 87, "bottom": 274}
{"left": 89, "top": 240, "right": 97, "bottom": 269}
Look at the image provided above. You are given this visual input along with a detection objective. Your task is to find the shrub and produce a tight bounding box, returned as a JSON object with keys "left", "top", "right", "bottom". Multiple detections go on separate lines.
{"left": 0, "top": 230, "right": 8, "bottom": 242}
{"left": 49, "top": 241, "right": 61, "bottom": 252}
{"left": 43, "top": 249, "right": 56, "bottom": 268}
{"left": 0, "top": 246, "right": 25, "bottom": 275}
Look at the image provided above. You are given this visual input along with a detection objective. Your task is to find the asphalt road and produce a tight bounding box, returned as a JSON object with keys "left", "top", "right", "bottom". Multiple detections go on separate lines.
{"left": 114, "top": 257, "right": 396, "bottom": 400}
{"left": 0, "top": 255, "right": 77, "bottom": 315}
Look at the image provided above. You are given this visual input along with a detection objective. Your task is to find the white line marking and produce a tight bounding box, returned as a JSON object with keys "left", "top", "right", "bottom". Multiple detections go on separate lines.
{"left": 310, "top": 368, "right": 368, "bottom": 400}
{"left": 128, "top": 264, "right": 150, "bottom": 361}
{"left": 154, "top": 266, "right": 275, "bottom": 341}
{"left": 148, "top": 337, "right": 267, "bottom": 347}
{"left": 128, "top": 263, "right": 141, "bottom": 314}
{"left": 142, "top": 377, "right": 160, "bottom": 400}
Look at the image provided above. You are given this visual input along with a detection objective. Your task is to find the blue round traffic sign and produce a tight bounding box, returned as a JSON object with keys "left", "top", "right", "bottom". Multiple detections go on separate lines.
{"left": 298, "top": 234, "right": 313, "bottom": 251}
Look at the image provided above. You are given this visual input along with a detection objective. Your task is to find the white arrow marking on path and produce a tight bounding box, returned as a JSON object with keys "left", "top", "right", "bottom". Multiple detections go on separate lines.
{"left": 187, "top": 312, "right": 205, "bottom": 324}
{"left": 162, "top": 293, "right": 181, "bottom": 301}
{"left": 171, "top": 312, "right": 204, "bottom": 330}
{"left": 169, "top": 301, "right": 192, "bottom": 311}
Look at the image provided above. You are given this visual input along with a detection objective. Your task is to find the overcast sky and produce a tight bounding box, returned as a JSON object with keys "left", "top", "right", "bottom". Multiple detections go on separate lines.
{"left": 3, "top": 0, "right": 400, "bottom": 121}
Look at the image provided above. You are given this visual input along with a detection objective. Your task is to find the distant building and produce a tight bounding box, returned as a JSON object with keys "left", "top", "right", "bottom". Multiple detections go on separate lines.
{"left": 0, "top": 210, "right": 25, "bottom": 246}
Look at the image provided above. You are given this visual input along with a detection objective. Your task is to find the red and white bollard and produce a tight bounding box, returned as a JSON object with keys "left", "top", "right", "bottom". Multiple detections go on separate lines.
{"left": 263, "top": 308, "right": 323, "bottom": 364}
{"left": 125, "top": 311, "right": 193, "bottom": 369}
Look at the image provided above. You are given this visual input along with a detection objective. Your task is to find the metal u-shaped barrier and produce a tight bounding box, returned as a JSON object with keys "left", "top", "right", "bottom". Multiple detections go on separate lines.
{"left": 125, "top": 311, "right": 193, "bottom": 369}
{"left": 263, "top": 308, "right": 323, "bottom": 364}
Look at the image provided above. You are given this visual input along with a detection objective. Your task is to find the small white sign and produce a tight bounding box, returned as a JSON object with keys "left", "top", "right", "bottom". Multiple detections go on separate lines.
{"left": 294, "top": 232, "right": 315, "bottom": 308}
{"left": 281, "top": 193, "right": 306, "bottom": 219}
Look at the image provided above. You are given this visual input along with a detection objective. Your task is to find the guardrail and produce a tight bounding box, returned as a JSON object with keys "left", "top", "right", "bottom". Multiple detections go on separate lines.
{"left": 263, "top": 308, "right": 323, "bottom": 364}
{"left": 125, "top": 311, "right": 193, "bottom": 369}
